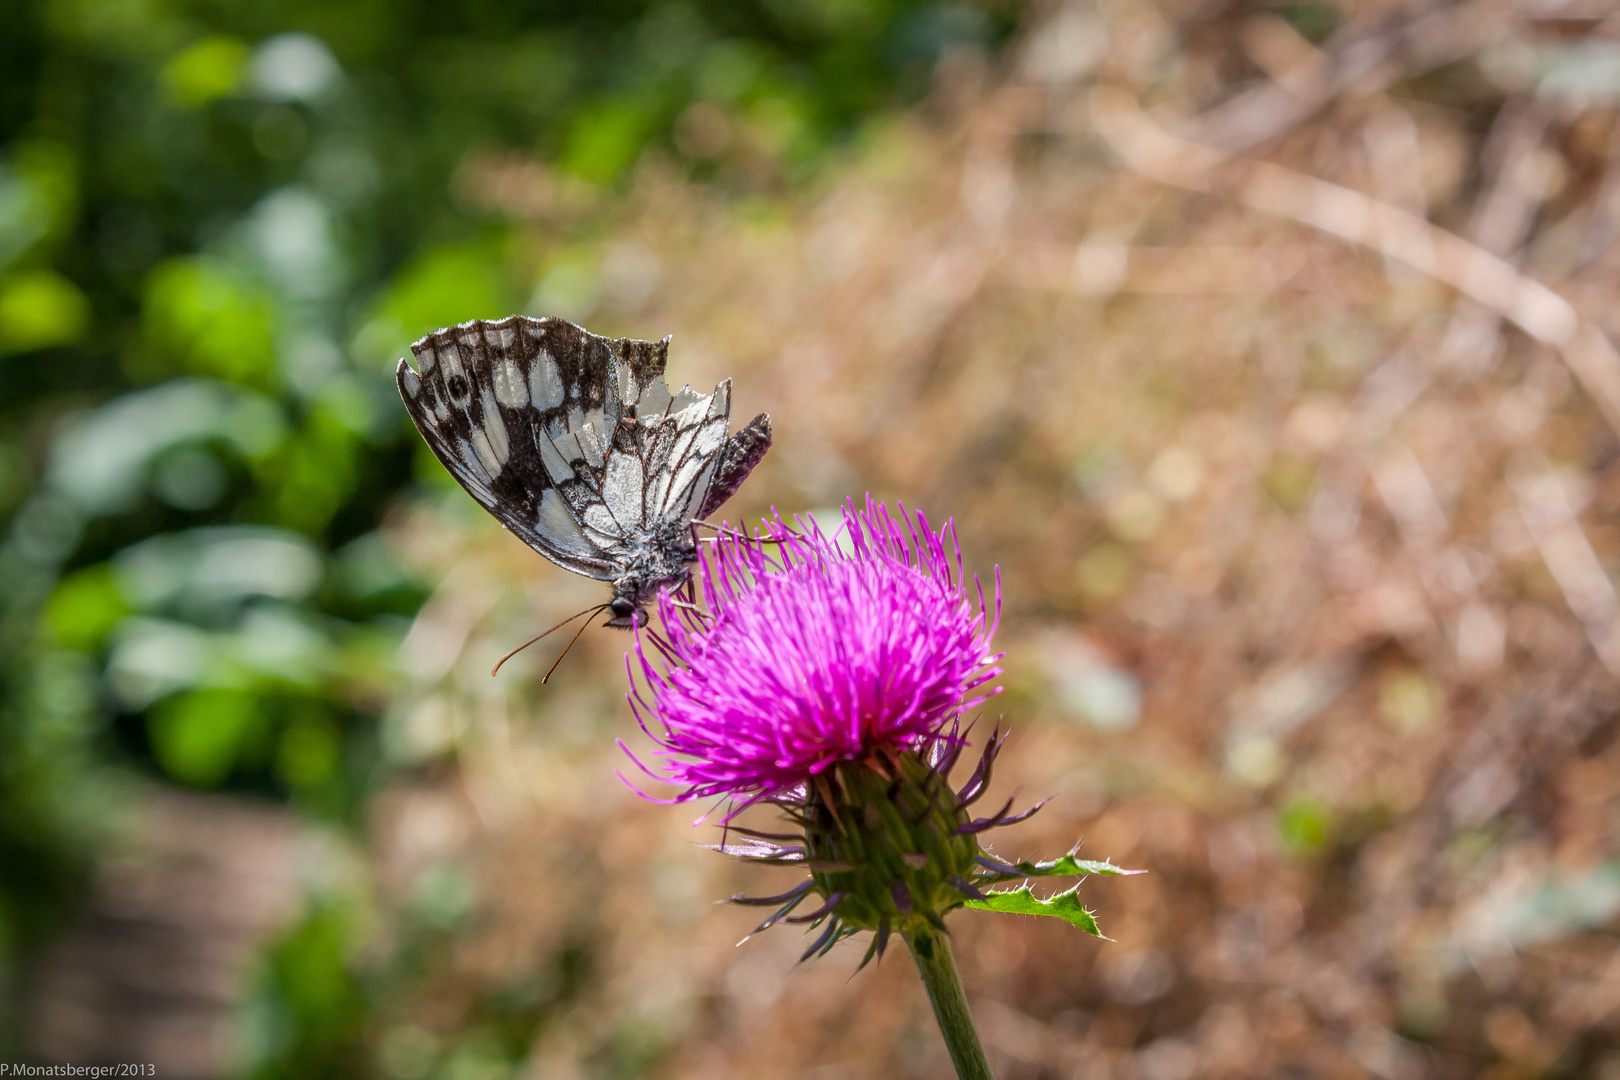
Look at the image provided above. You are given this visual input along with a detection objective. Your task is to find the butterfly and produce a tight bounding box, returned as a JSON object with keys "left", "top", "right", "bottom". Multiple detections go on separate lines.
{"left": 396, "top": 315, "right": 771, "bottom": 633}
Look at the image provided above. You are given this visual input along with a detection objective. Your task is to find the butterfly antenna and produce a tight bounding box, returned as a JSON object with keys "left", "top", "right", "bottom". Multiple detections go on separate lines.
{"left": 541, "top": 608, "right": 602, "bottom": 685}
{"left": 491, "top": 603, "right": 608, "bottom": 677}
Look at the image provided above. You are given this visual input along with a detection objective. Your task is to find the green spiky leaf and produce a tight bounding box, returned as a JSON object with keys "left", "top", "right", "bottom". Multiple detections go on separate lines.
{"left": 965, "top": 884, "right": 1109, "bottom": 937}
{"left": 1012, "top": 854, "right": 1142, "bottom": 878}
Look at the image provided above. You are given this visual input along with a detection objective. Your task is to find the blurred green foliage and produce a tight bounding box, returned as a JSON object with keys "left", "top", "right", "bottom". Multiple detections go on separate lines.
{"left": 0, "top": 0, "right": 1018, "bottom": 1067}
{"left": 243, "top": 900, "right": 372, "bottom": 1079}
{"left": 1277, "top": 794, "right": 1335, "bottom": 856}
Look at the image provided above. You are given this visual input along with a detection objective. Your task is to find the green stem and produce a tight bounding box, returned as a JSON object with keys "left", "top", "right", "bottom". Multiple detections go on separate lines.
{"left": 905, "top": 927, "right": 994, "bottom": 1080}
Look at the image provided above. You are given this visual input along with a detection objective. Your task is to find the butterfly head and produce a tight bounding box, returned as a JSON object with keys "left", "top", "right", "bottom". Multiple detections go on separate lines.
{"left": 607, "top": 529, "right": 698, "bottom": 628}
{"left": 606, "top": 595, "right": 643, "bottom": 629}
{"left": 605, "top": 571, "right": 686, "bottom": 629}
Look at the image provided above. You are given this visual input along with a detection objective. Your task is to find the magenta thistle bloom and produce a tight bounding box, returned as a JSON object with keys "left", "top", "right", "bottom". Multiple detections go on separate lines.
{"left": 623, "top": 495, "right": 1002, "bottom": 802}
{"left": 616, "top": 493, "right": 1131, "bottom": 1080}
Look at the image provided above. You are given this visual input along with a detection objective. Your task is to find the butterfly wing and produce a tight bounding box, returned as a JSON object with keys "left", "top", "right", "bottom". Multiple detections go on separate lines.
{"left": 698, "top": 412, "right": 772, "bottom": 520}
{"left": 397, "top": 315, "right": 772, "bottom": 582}
{"left": 396, "top": 316, "right": 663, "bottom": 579}
{"left": 620, "top": 379, "right": 772, "bottom": 531}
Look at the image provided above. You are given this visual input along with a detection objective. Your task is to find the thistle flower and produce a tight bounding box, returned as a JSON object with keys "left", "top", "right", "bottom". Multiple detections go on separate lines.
{"left": 622, "top": 496, "right": 1134, "bottom": 1080}
{"left": 624, "top": 494, "right": 1002, "bottom": 802}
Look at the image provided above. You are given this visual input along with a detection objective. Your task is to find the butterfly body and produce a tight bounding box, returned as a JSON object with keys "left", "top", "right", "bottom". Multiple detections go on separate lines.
{"left": 602, "top": 518, "right": 699, "bottom": 624}
{"left": 396, "top": 315, "right": 771, "bottom": 628}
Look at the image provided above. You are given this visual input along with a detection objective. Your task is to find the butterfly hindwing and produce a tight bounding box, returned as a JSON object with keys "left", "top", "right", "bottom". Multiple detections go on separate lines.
{"left": 699, "top": 412, "right": 773, "bottom": 520}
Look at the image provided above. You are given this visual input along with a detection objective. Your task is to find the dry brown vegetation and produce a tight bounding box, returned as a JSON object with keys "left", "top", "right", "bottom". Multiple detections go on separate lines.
{"left": 352, "top": 3, "right": 1620, "bottom": 1077}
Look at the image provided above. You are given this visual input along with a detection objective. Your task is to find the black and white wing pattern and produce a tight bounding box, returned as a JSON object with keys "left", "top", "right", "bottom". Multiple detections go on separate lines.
{"left": 395, "top": 315, "right": 771, "bottom": 618}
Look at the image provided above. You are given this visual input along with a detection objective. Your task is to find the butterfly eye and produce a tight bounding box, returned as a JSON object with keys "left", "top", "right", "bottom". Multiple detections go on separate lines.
{"left": 610, "top": 597, "right": 636, "bottom": 619}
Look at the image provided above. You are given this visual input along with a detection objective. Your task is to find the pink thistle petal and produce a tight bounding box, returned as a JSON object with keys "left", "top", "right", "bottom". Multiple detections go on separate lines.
{"left": 623, "top": 496, "right": 1002, "bottom": 801}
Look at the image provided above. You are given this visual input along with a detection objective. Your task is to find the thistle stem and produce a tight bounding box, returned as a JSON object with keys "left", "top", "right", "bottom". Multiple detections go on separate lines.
{"left": 905, "top": 927, "right": 994, "bottom": 1080}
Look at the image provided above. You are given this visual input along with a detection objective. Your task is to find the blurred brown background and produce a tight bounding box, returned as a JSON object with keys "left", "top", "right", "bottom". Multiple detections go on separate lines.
{"left": 16, "top": 1, "right": 1620, "bottom": 1077}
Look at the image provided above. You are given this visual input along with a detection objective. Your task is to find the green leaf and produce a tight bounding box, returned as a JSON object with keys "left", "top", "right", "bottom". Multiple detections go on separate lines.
{"left": 965, "top": 885, "right": 1108, "bottom": 937}
{"left": 561, "top": 97, "right": 655, "bottom": 184}
{"left": 161, "top": 36, "right": 249, "bottom": 108}
{"left": 148, "top": 687, "right": 265, "bottom": 788}
{"left": 1278, "top": 795, "right": 1334, "bottom": 855}
{"left": 43, "top": 564, "right": 129, "bottom": 650}
{"left": 1012, "top": 853, "right": 1143, "bottom": 878}
{"left": 0, "top": 270, "right": 89, "bottom": 354}
{"left": 142, "top": 257, "right": 276, "bottom": 384}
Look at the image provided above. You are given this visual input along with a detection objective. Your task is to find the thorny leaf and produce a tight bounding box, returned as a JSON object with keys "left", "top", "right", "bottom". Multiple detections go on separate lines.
{"left": 1010, "top": 854, "right": 1142, "bottom": 879}
{"left": 965, "top": 884, "right": 1109, "bottom": 937}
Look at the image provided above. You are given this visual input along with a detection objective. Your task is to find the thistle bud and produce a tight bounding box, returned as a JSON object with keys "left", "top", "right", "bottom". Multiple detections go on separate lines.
{"left": 806, "top": 752, "right": 981, "bottom": 937}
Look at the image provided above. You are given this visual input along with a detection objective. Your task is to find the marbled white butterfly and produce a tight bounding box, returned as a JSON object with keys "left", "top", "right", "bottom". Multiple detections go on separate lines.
{"left": 396, "top": 315, "right": 771, "bottom": 630}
